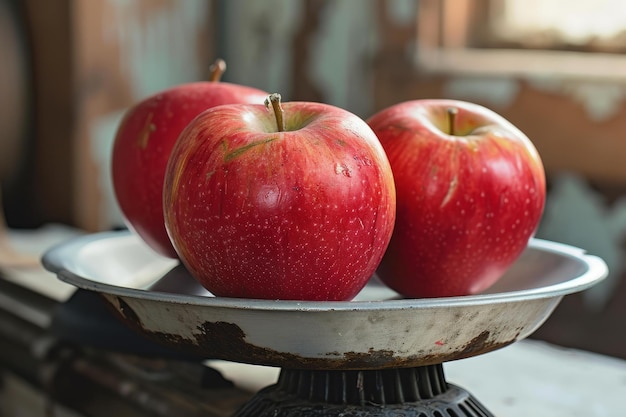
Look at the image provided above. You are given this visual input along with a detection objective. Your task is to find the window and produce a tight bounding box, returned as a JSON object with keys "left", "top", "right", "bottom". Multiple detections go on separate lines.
{"left": 490, "top": 0, "right": 626, "bottom": 51}
{"left": 416, "top": 0, "right": 626, "bottom": 79}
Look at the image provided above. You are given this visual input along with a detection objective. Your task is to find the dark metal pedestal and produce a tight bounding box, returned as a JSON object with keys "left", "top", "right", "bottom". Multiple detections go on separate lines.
{"left": 234, "top": 366, "right": 493, "bottom": 417}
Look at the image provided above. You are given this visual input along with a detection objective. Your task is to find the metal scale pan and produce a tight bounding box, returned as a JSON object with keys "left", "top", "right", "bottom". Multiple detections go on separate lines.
{"left": 42, "top": 230, "right": 608, "bottom": 371}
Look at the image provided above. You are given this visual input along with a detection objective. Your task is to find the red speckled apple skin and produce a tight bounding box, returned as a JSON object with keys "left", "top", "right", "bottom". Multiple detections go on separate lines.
{"left": 164, "top": 101, "right": 396, "bottom": 301}
{"left": 367, "top": 99, "right": 546, "bottom": 298}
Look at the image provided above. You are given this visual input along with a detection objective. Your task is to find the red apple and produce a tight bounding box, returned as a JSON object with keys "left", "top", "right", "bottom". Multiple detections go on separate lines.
{"left": 163, "top": 94, "right": 396, "bottom": 301}
{"left": 111, "top": 59, "right": 268, "bottom": 258}
{"left": 367, "top": 99, "right": 546, "bottom": 298}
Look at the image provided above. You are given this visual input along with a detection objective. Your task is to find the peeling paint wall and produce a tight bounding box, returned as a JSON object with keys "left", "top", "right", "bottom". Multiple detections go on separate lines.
{"left": 104, "top": 0, "right": 210, "bottom": 100}
{"left": 65, "top": 0, "right": 214, "bottom": 230}
{"left": 444, "top": 77, "right": 520, "bottom": 108}
{"left": 309, "top": 0, "right": 379, "bottom": 118}
{"left": 527, "top": 77, "right": 626, "bottom": 122}
{"left": 219, "top": 0, "right": 300, "bottom": 97}
{"left": 219, "top": 0, "right": 383, "bottom": 118}
{"left": 445, "top": 75, "right": 626, "bottom": 123}
{"left": 89, "top": 0, "right": 213, "bottom": 229}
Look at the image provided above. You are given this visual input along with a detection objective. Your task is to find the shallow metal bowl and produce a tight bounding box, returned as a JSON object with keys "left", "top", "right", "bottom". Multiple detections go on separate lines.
{"left": 42, "top": 231, "right": 607, "bottom": 370}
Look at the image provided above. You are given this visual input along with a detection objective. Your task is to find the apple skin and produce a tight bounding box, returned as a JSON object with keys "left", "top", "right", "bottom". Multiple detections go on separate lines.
{"left": 366, "top": 99, "right": 546, "bottom": 298}
{"left": 163, "top": 97, "right": 396, "bottom": 301}
{"left": 111, "top": 80, "right": 268, "bottom": 258}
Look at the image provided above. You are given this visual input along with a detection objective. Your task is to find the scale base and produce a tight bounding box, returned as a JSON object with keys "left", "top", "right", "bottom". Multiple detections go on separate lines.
{"left": 233, "top": 365, "right": 494, "bottom": 417}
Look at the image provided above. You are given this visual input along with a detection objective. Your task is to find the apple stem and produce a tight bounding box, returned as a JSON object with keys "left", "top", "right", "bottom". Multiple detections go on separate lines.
{"left": 208, "top": 58, "right": 227, "bottom": 82}
{"left": 447, "top": 107, "right": 458, "bottom": 136}
{"left": 265, "top": 93, "right": 285, "bottom": 132}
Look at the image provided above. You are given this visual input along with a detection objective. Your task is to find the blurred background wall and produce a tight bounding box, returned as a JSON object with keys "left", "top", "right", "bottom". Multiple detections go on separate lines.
{"left": 1, "top": 0, "right": 626, "bottom": 358}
